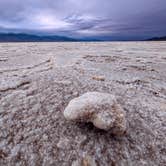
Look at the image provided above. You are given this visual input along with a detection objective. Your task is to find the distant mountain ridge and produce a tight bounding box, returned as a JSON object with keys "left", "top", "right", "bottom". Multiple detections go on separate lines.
{"left": 0, "top": 33, "right": 77, "bottom": 42}
{"left": 147, "top": 36, "right": 166, "bottom": 41}
{"left": 2, "top": 33, "right": 166, "bottom": 42}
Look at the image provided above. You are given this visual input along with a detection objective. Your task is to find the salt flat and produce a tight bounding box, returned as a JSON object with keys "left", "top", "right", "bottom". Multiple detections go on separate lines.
{"left": 0, "top": 42, "right": 166, "bottom": 165}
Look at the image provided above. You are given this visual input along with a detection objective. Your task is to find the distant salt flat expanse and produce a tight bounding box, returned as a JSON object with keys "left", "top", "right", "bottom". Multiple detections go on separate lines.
{"left": 0, "top": 42, "right": 166, "bottom": 165}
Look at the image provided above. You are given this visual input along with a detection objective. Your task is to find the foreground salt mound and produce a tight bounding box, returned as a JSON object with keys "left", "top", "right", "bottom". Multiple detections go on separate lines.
{"left": 64, "top": 92, "right": 126, "bottom": 135}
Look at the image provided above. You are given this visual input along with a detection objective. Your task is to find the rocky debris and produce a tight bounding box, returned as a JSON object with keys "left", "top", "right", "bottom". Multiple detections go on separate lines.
{"left": 92, "top": 75, "right": 105, "bottom": 81}
{"left": 64, "top": 92, "right": 126, "bottom": 135}
{"left": 72, "top": 155, "right": 97, "bottom": 166}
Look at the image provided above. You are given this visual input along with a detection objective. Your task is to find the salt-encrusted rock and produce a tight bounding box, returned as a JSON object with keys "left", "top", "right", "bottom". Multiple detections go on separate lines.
{"left": 72, "top": 155, "right": 97, "bottom": 166}
{"left": 64, "top": 92, "right": 126, "bottom": 135}
{"left": 92, "top": 75, "right": 105, "bottom": 81}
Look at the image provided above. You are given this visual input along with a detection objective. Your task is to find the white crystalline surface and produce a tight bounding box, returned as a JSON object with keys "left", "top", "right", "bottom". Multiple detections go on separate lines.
{"left": 64, "top": 92, "right": 126, "bottom": 134}
{"left": 0, "top": 42, "right": 166, "bottom": 166}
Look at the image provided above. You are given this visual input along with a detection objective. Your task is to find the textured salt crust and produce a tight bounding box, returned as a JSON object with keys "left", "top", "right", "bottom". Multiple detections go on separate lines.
{"left": 0, "top": 42, "right": 166, "bottom": 166}
{"left": 64, "top": 92, "right": 126, "bottom": 135}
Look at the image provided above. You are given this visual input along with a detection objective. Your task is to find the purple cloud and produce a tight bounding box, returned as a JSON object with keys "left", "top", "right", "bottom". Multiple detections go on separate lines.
{"left": 0, "top": 0, "right": 166, "bottom": 39}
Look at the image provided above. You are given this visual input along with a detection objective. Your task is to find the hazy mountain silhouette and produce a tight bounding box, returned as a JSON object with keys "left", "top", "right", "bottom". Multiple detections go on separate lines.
{"left": 0, "top": 33, "right": 77, "bottom": 42}
{"left": 147, "top": 36, "right": 166, "bottom": 41}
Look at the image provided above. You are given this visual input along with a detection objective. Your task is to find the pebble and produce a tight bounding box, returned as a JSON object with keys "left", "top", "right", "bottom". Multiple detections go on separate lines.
{"left": 92, "top": 76, "right": 105, "bottom": 81}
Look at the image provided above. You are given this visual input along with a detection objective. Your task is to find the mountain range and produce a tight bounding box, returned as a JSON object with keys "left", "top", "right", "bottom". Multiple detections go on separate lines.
{"left": 147, "top": 36, "right": 166, "bottom": 41}
{"left": 0, "top": 33, "right": 77, "bottom": 42}
{"left": 0, "top": 33, "right": 166, "bottom": 42}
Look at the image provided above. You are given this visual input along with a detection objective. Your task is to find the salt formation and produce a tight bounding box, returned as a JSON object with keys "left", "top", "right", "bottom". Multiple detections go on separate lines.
{"left": 64, "top": 92, "right": 126, "bottom": 135}
{"left": 1, "top": 42, "right": 165, "bottom": 165}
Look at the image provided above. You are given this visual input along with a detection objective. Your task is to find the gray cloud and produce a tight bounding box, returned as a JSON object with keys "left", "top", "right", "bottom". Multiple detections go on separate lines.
{"left": 0, "top": 0, "right": 166, "bottom": 39}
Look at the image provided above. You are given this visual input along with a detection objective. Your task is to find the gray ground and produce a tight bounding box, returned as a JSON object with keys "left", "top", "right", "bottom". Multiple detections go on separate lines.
{"left": 0, "top": 42, "right": 166, "bottom": 166}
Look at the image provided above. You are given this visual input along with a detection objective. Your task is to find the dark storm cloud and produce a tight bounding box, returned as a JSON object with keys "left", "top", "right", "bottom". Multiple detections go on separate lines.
{"left": 0, "top": 0, "right": 166, "bottom": 39}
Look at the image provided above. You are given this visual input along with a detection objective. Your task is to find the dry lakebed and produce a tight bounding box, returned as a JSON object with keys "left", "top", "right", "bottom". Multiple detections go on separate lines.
{"left": 0, "top": 42, "right": 166, "bottom": 166}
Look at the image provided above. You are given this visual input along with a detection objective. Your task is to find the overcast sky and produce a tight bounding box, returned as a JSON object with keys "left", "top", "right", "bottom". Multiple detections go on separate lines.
{"left": 0, "top": 0, "right": 166, "bottom": 39}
